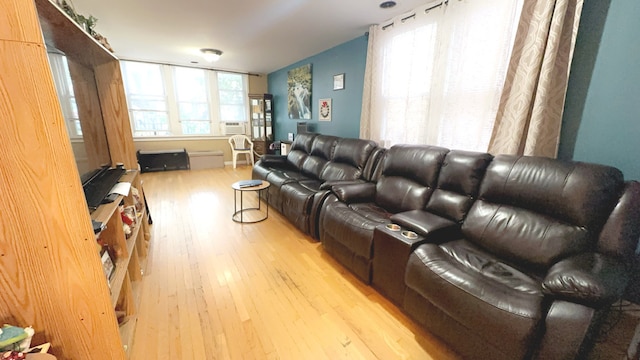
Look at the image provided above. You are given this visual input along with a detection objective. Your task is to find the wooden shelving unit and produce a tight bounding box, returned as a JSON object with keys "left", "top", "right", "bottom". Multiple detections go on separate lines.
{"left": 0, "top": 1, "right": 150, "bottom": 359}
{"left": 250, "top": 93, "right": 274, "bottom": 159}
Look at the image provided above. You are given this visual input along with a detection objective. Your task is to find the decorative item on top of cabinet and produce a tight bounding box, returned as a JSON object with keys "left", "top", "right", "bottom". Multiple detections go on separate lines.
{"left": 249, "top": 93, "right": 274, "bottom": 160}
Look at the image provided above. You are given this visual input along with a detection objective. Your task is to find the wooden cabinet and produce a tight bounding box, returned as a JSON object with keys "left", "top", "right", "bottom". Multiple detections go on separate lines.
{"left": 0, "top": 0, "right": 150, "bottom": 359}
{"left": 249, "top": 93, "right": 274, "bottom": 158}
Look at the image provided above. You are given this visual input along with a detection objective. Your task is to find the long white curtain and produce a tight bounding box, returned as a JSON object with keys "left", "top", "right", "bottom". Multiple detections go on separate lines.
{"left": 360, "top": 0, "right": 523, "bottom": 151}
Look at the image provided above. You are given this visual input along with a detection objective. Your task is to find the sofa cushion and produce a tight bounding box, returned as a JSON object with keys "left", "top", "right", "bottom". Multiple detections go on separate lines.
{"left": 426, "top": 150, "right": 493, "bottom": 222}
{"left": 316, "top": 139, "right": 377, "bottom": 182}
{"left": 374, "top": 145, "right": 449, "bottom": 214}
{"left": 285, "top": 133, "right": 317, "bottom": 169}
{"left": 463, "top": 155, "right": 625, "bottom": 271}
{"left": 332, "top": 138, "right": 377, "bottom": 169}
{"left": 301, "top": 135, "right": 338, "bottom": 179}
{"left": 463, "top": 201, "right": 590, "bottom": 270}
{"left": 478, "top": 155, "right": 623, "bottom": 230}
{"left": 281, "top": 183, "right": 316, "bottom": 233}
{"left": 290, "top": 133, "right": 316, "bottom": 153}
{"left": 322, "top": 201, "right": 387, "bottom": 258}
{"left": 405, "top": 240, "right": 545, "bottom": 358}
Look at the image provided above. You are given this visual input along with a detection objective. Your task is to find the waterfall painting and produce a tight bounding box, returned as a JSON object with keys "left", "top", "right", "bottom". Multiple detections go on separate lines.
{"left": 287, "top": 64, "right": 312, "bottom": 120}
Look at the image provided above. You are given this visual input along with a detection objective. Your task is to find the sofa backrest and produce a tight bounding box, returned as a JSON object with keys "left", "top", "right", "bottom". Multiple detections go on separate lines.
{"left": 462, "top": 155, "right": 624, "bottom": 271}
{"left": 300, "top": 135, "right": 339, "bottom": 179}
{"left": 598, "top": 181, "right": 640, "bottom": 262}
{"left": 425, "top": 150, "right": 493, "bottom": 223}
{"left": 319, "top": 138, "right": 378, "bottom": 182}
{"left": 375, "top": 145, "right": 449, "bottom": 214}
{"left": 362, "top": 147, "right": 386, "bottom": 182}
{"left": 286, "top": 133, "right": 317, "bottom": 169}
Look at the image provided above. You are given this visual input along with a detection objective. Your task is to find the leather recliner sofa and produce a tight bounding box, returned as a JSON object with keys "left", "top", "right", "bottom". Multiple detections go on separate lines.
{"left": 252, "top": 133, "right": 383, "bottom": 237}
{"left": 318, "top": 144, "right": 492, "bottom": 283}
{"left": 318, "top": 144, "right": 640, "bottom": 359}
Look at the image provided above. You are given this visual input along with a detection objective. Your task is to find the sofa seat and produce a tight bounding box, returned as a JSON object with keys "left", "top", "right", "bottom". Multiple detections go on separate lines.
{"left": 406, "top": 239, "right": 544, "bottom": 358}
{"left": 265, "top": 170, "right": 308, "bottom": 212}
{"left": 320, "top": 199, "right": 393, "bottom": 282}
{"left": 281, "top": 180, "right": 323, "bottom": 234}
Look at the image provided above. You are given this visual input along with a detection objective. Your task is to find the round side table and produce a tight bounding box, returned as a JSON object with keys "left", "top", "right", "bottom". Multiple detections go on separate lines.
{"left": 231, "top": 180, "right": 271, "bottom": 223}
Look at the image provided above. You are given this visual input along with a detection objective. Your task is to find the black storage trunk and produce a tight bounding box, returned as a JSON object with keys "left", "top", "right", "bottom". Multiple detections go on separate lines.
{"left": 137, "top": 149, "right": 190, "bottom": 172}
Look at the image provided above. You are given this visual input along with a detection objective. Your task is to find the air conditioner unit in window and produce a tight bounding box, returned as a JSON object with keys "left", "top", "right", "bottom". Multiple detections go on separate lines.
{"left": 222, "top": 122, "right": 245, "bottom": 135}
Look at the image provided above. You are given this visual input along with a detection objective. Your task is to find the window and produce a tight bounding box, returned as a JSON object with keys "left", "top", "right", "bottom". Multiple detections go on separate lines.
{"left": 361, "top": 0, "right": 523, "bottom": 152}
{"left": 217, "top": 72, "right": 247, "bottom": 122}
{"left": 47, "top": 53, "right": 81, "bottom": 138}
{"left": 121, "top": 62, "right": 169, "bottom": 137}
{"left": 174, "top": 67, "right": 210, "bottom": 135}
{"left": 121, "top": 61, "right": 248, "bottom": 137}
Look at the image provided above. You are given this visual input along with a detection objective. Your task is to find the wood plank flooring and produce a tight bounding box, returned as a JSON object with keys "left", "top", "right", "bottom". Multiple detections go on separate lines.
{"left": 130, "top": 167, "right": 459, "bottom": 360}
{"left": 130, "top": 166, "right": 639, "bottom": 359}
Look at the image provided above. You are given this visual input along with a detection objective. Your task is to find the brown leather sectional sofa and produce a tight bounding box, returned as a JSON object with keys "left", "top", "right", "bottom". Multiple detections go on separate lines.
{"left": 252, "top": 133, "right": 384, "bottom": 237}
{"left": 253, "top": 134, "right": 640, "bottom": 359}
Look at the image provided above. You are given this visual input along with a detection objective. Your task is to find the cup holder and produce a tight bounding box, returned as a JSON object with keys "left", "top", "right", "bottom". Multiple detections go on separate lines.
{"left": 386, "top": 223, "right": 401, "bottom": 231}
{"left": 401, "top": 230, "right": 418, "bottom": 239}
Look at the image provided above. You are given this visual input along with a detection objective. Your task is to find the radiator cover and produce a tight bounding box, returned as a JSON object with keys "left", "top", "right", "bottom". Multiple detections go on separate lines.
{"left": 137, "top": 149, "right": 190, "bottom": 172}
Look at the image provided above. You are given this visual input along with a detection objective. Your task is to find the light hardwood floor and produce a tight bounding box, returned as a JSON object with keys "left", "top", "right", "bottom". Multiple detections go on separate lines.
{"left": 130, "top": 167, "right": 459, "bottom": 360}
{"left": 130, "top": 167, "right": 639, "bottom": 359}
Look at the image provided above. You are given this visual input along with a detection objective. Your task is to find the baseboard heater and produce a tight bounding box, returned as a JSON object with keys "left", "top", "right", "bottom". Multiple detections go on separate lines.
{"left": 137, "top": 149, "right": 190, "bottom": 173}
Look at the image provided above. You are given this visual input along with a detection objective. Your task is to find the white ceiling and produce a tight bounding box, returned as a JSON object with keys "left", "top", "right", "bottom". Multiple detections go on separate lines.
{"left": 70, "top": 0, "right": 429, "bottom": 74}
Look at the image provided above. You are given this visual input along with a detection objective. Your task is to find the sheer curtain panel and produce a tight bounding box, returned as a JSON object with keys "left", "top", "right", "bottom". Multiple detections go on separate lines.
{"left": 360, "top": 0, "right": 523, "bottom": 151}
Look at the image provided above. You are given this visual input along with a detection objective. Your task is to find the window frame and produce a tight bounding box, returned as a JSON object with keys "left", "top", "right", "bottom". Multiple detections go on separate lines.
{"left": 121, "top": 61, "right": 249, "bottom": 139}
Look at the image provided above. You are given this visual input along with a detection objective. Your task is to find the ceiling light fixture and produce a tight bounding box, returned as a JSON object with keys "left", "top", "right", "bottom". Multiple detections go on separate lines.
{"left": 200, "top": 48, "right": 223, "bottom": 62}
{"left": 380, "top": 1, "right": 397, "bottom": 9}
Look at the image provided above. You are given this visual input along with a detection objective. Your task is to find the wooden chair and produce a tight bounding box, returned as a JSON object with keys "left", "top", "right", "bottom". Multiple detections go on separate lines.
{"left": 228, "top": 135, "right": 254, "bottom": 169}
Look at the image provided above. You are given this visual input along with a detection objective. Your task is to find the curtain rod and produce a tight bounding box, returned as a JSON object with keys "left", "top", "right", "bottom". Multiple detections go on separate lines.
{"left": 119, "top": 58, "right": 262, "bottom": 77}
{"left": 382, "top": 0, "right": 449, "bottom": 30}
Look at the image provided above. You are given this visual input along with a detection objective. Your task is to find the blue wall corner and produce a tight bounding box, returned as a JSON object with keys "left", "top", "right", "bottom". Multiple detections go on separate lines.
{"left": 268, "top": 35, "right": 368, "bottom": 141}
{"left": 560, "top": 0, "right": 640, "bottom": 180}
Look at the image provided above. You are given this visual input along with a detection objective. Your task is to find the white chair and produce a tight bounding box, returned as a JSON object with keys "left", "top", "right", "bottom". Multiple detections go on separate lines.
{"left": 228, "top": 135, "right": 254, "bottom": 169}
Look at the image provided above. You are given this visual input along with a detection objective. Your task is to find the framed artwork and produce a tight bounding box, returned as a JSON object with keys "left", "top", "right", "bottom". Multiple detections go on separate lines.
{"left": 333, "top": 73, "right": 345, "bottom": 90}
{"left": 319, "top": 98, "right": 331, "bottom": 121}
{"left": 287, "top": 64, "right": 312, "bottom": 119}
{"left": 100, "top": 249, "right": 115, "bottom": 286}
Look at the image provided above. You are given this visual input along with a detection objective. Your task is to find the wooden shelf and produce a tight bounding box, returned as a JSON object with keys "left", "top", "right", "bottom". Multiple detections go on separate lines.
{"left": 36, "top": 0, "right": 117, "bottom": 67}
{"left": 0, "top": 1, "right": 151, "bottom": 358}
{"left": 119, "top": 315, "right": 137, "bottom": 356}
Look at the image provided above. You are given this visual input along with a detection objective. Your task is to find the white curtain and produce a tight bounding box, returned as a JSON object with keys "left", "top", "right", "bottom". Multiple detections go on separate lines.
{"left": 360, "top": 0, "right": 523, "bottom": 151}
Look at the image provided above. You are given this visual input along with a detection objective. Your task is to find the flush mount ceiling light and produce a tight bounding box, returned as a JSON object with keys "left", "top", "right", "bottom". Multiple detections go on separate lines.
{"left": 380, "top": 1, "right": 397, "bottom": 9}
{"left": 200, "top": 48, "right": 223, "bottom": 62}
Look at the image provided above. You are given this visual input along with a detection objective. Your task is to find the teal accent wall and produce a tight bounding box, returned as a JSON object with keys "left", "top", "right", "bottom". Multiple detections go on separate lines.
{"left": 560, "top": 0, "right": 640, "bottom": 180}
{"left": 268, "top": 35, "right": 367, "bottom": 141}
{"left": 268, "top": 5, "right": 640, "bottom": 179}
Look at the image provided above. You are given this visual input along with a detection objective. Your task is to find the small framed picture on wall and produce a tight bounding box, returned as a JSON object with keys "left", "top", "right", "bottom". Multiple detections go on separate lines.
{"left": 319, "top": 98, "right": 331, "bottom": 121}
{"left": 333, "top": 73, "right": 345, "bottom": 90}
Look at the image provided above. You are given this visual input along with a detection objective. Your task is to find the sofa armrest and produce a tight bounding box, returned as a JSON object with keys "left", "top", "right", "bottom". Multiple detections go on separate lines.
{"left": 258, "top": 154, "right": 288, "bottom": 168}
{"left": 542, "top": 252, "right": 630, "bottom": 307}
{"left": 319, "top": 179, "right": 366, "bottom": 190}
{"left": 331, "top": 183, "right": 376, "bottom": 204}
{"left": 390, "top": 210, "right": 460, "bottom": 243}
